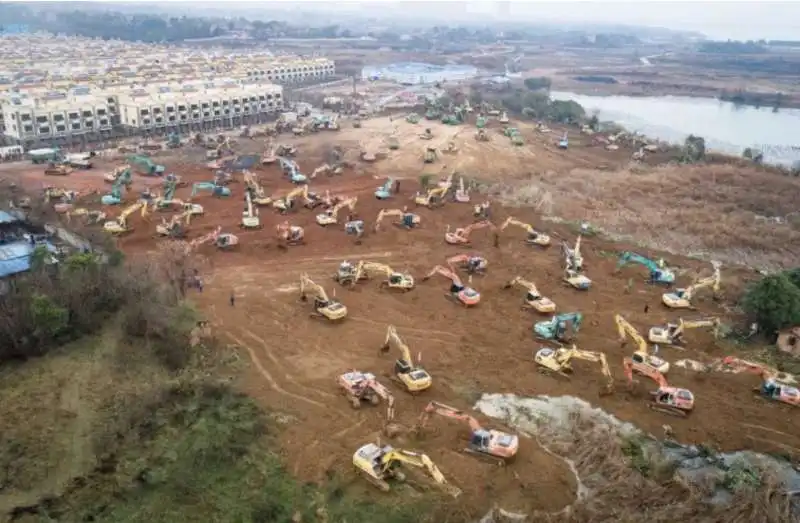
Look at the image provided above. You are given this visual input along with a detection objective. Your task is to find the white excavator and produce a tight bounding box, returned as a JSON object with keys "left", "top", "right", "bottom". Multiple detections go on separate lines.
{"left": 276, "top": 221, "right": 304, "bottom": 247}
{"left": 316, "top": 196, "right": 357, "bottom": 226}
{"left": 454, "top": 177, "right": 470, "bottom": 203}
{"left": 299, "top": 273, "right": 347, "bottom": 321}
{"left": 241, "top": 189, "right": 261, "bottom": 229}
{"left": 103, "top": 199, "right": 147, "bottom": 235}
{"left": 374, "top": 208, "right": 420, "bottom": 231}
{"left": 66, "top": 208, "right": 107, "bottom": 225}
{"left": 421, "top": 265, "right": 480, "bottom": 306}
{"left": 534, "top": 345, "right": 614, "bottom": 395}
{"left": 444, "top": 220, "right": 497, "bottom": 246}
{"left": 562, "top": 235, "right": 592, "bottom": 290}
{"left": 334, "top": 260, "right": 415, "bottom": 291}
{"left": 648, "top": 317, "right": 722, "bottom": 346}
{"left": 662, "top": 261, "right": 722, "bottom": 309}
{"left": 242, "top": 170, "right": 272, "bottom": 206}
{"left": 499, "top": 217, "right": 551, "bottom": 247}
{"left": 502, "top": 276, "right": 556, "bottom": 313}
{"left": 615, "top": 314, "right": 670, "bottom": 375}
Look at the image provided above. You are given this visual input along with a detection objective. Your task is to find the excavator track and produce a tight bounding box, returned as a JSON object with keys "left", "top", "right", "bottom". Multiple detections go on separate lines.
{"left": 648, "top": 403, "right": 688, "bottom": 417}
{"left": 463, "top": 448, "right": 506, "bottom": 467}
{"left": 536, "top": 367, "right": 571, "bottom": 381}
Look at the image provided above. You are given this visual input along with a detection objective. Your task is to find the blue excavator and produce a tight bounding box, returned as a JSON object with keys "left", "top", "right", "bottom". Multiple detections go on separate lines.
{"left": 278, "top": 157, "right": 307, "bottom": 184}
{"left": 101, "top": 167, "right": 132, "bottom": 205}
{"left": 534, "top": 312, "right": 583, "bottom": 342}
{"left": 616, "top": 252, "right": 675, "bottom": 285}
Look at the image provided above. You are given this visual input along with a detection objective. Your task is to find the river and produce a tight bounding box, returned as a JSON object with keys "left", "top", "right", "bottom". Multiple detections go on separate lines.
{"left": 551, "top": 91, "right": 800, "bottom": 166}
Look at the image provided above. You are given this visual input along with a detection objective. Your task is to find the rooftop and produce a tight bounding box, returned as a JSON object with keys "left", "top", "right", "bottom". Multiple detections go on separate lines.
{"left": 0, "top": 240, "right": 57, "bottom": 278}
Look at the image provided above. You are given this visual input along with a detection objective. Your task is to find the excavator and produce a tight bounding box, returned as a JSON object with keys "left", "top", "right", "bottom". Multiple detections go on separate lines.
{"left": 156, "top": 209, "right": 192, "bottom": 238}
{"left": 103, "top": 200, "right": 147, "bottom": 235}
{"left": 534, "top": 345, "right": 614, "bottom": 395}
{"left": 352, "top": 442, "right": 460, "bottom": 496}
{"left": 375, "top": 178, "right": 395, "bottom": 200}
{"left": 191, "top": 181, "right": 231, "bottom": 198}
{"left": 276, "top": 222, "right": 304, "bottom": 247}
{"left": 374, "top": 208, "right": 420, "bottom": 231}
{"left": 380, "top": 325, "right": 432, "bottom": 393}
{"left": 66, "top": 208, "right": 106, "bottom": 225}
{"left": 103, "top": 165, "right": 130, "bottom": 184}
{"left": 44, "top": 163, "right": 72, "bottom": 176}
{"left": 623, "top": 358, "right": 694, "bottom": 417}
{"left": 416, "top": 401, "right": 519, "bottom": 465}
{"left": 242, "top": 171, "right": 272, "bottom": 206}
{"left": 278, "top": 157, "right": 307, "bottom": 184}
{"left": 421, "top": 265, "right": 480, "bottom": 306}
{"left": 316, "top": 196, "right": 356, "bottom": 226}
{"left": 615, "top": 314, "right": 670, "bottom": 375}
{"left": 241, "top": 190, "right": 261, "bottom": 229}
{"left": 187, "top": 226, "right": 239, "bottom": 251}
{"left": 616, "top": 252, "right": 675, "bottom": 285}
{"left": 446, "top": 254, "right": 488, "bottom": 275}
{"left": 648, "top": 317, "right": 721, "bottom": 345}
{"left": 498, "top": 217, "right": 551, "bottom": 247}
{"left": 299, "top": 273, "right": 347, "bottom": 321}
{"left": 334, "top": 261, "right": 415, "bottom": 291}
{"left": 662, "top": 261, "right": 722, "bottom": 309}
{"left": 414, "top": 186, "right": 448, "bottom": 208}
{"left": 534, "top": 312, "right": 582, "bottom": 342}
{"left": 502, "top": 276, "right": 556, "bottom": 313}
{"left": 444, "top": 220, "right": 497, "bottom": 246}
{"left": 338, "top": 371, "right": 395, "bottom": 420}
{"left": 562, "top": 236, "right": 592, "bottom": 290}
{"left": 718, "top": 359, "right": 799, "bottom": 407}
{"left": 454, "top": 177, "right": 470, "bottom": 203}
{"left": 272, "top": 185, "right": 309, "bottom": 214}
{"left": 101, "top": 167, "right": 133, "bottom": 205}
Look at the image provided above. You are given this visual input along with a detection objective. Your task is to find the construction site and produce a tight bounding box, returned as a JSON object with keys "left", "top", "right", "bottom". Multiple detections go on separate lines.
{"left": 3, "top": 100, "right": 800, "bottom": 520}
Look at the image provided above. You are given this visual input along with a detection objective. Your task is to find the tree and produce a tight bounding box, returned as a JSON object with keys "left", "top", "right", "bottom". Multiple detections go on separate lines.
{"left": 680, "top": 135, "right": 706, "bottom": 163}
{"left": 742, "top": 273, "right": 800, "bottom": 337}
{"left": 524, "top": 77, "right": 552, "bottom": 91}
{"left": 30, "top": 294, "right": 69, "bottom": 344}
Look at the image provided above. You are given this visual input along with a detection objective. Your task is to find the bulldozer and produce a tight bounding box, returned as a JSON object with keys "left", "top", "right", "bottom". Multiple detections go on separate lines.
{"left": 352, "top": 443, "right": 460, "bottom": 496}
{"left": 535, "top": 345, "right": 613, "bottom": 395}
{"left": 503, "top": 276, "right": 556, "bottom": 313}
{"left": 662, "top": 261, "right": 722, "bottom": 309}
{"left": 444, "top": 220, "right": 496, "bottom": 245}
{"left": 498, "top": 217, "right": 550, "bottom": 247}
{"left": 45, "top": 163, "right": 72, "bottom": 176}
{"left": 421, "top": 265, "right": 480, "bottom": 306}
{"left": 374, "top": 208, "right": 420, "bottom": 231}
{"left": 416, "top": 401, "right": 519, "bottom": 466}
{"left": 299, "top": 273, "right": 347, "bottom": 321}
{"left": 334, "top": 261, "right": 414, "bottom": 291}
{"left": 381, "top": 325, "right": 432, "bottom": 393}
{"left": 338, "top": 371, "right": 395, "bottom": 420}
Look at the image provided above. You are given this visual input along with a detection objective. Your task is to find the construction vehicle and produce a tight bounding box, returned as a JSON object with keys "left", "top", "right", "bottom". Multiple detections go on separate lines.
{"left": 662, "top": 261, "right": 722, "bottom": 309}
{"left": 558, "top": 132, "right": 569, "bottom": 149}
{"left": 241, "top": 190, "right": 261, "bottom": 229}
{"left": 414, "top": 186, "right": 448, "bottom": 208}
{"left": 316, "top": 197, "right": 356, "bottom": 226}
{"left": 101, "top": 168, "right": 133, "bottom": 205}
{"left": 278, "top": 157, "right": 307, "bottom": 184}
{"left": 510, "top": 133, "right": 524, "bottom": 146}
{"left": 475, "top": 128, "right": 489, "bottom": 142}
{"left": 423, "top": 146, "right": 438, "bottom": 164}
{"left": 498, "top": 112, "right": 509, "bottom": 124}
{"left": 338, "top": 371, "right": 395, "bottom": 419}
{"left": 191, "top": 182, "right": 231, "bottom": 198}
{"left": 615, "top": 314, "right": 670, "bottom": 375}
{"left": 375, "top": 178, "right": 395, "bottom": 200}
{"left": 454, "top": 177, "right": 470, "bottom": 202}
{"left": 473, "top": 201, "right": 490, "bottom": 220}
{"left": 406, "top": 113, "right": 420, "bottom": 124}
{"left": 103, "top": 165, "right": 130, "bottom": 184}
{"left": 563, "top": 268, "right": 592, "bottom": 291}
{"left": 126, "top": 154, "right": 165, "bottom": 176}
{"left": 419, "top": 128, "right": 434, "bottom": 140}
{"left": 499, "top": 217, "right": 550, "bottom": 247}
{"left": 534, "top": 346, "right": 613, "bottom": 395}
{"left": 276, "top": 222, "right": 304, "bottom": 247}
{"left": 299, "top": 273, "right": 347, "bottom": 321}
{"left": 716, "top": 359, "right": 799, "bottom": 408}
{"left": 476, "top": 116, "right": 486, "bottom": 129}
{"left": 187, "top": 226, "right": 239, "bottom": 251}
{"left": 503, "top": 276, "right": 556, "bottom": 313}
{"left": 66, "top": 208, "right": 106, "bottom": 225}
{"left": 352, "top": 443, "right": 460, "bottom": 495}
{"left": 155, "top": 209, "right": 192, "bottom": 238}
{"left": 261, "top": 144, "right": 277, "bottom": 165}
{"left": 562, "top": 236, "right": 584, "bottom": 272}
{"left": 166, "top": 132, "right": 181, "bottom": 148}
{"left": 446, "top": 254, "right": 488, "bottom": 275}
{"left": 534, "top": 312, "right": 582, "bottom": 342}
{"left": 444, "top": 220, "right": 496, "bottom": 246}
{"left": 44, "top": 163, "right": 71, "bottom": 176}
{"left": 381, "top": 325, "right": 432, "bottom": 393}
{"left": 421, "top": 265, "right": 480, "bottom": 306}
{"left": 648, "top": 317, "right": 721, "bottom": 345}
{"left": 616, "top": 252, "right": 675, "bottom": 285}
{"left": 335, "top": 261, "right": 414, "bottom": 291}
{"left": 242, "top": 171, "right": 272, "bottom": 206}
{"left": 273, "top": 185, "right": 309, "bottom": 213}
{"left": 623, "top": 358, "right": 694, "bottom": 417}
{"left": 103, "top": 200, "right": 147, "bottom": 235}
{"left": 417, "top": 401, "right": 519, "bottom": 465}
{"left": 374, "top": 208, "right": 419, "bottom": 231}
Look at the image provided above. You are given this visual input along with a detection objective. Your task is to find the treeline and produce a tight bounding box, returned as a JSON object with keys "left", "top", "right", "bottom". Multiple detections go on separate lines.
{"left": 698, "top": 40, "right": 768, "bottom": 54}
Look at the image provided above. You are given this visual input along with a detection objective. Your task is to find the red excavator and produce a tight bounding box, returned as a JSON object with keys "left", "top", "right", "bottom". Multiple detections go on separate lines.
{"left": 719, "top": 357, "right": 799, "bottom": 408}
{"left": 623, "top": 357, "right": 694, "bottom": 417}
{"left": 421, "top": 265, "right": 480, "bottom": 306}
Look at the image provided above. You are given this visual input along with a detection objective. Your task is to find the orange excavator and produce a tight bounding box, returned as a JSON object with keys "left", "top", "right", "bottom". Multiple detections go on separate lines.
{"left": 719, "top": 357, "right": 799, "bottom": 407}
{"left": 623, "top": 358, "right": 694, "bottom": 417}
{"left": 421, "top": 265, "right": 480, "bottom": 306}
{"left": 444, "top": 220, "right": 498, "bottom": 246}
{"left": 417, "top": 401, "right": 519, "bottom": 465}
{"left": 446, "top": 253, "right": 488, "bottom": 275}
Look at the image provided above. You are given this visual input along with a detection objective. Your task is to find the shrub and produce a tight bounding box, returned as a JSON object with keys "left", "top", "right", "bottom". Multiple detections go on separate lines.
{"left": 742, "top": 273, "right": 800, "bottom": 336}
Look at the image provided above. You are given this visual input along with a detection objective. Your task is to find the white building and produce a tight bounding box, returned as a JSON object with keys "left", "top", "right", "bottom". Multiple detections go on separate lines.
{"left": 1, "top": 92, "right": 112, "bottom": 144}
{"left": 361, "top": 62, "right": 478, "bottom": 86}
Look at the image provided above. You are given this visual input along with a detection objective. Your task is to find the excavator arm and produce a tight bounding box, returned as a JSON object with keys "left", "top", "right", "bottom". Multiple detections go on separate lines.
{"left": 623, "top": 357, "right": 668, "bottom": 389}
{"left": 685, "top": 263, "right": 722, "bottom": 300}
{"left": 385, "top": 325, "right": 413, "bottom": 367}
{"left": 615, "top": 314, "right": 649, "bottom": 355}
{"left": 500, "top": 217, "right": 532, "bottom": 234}
{"left": 300, "top": 273, "right": 330, "bottom": 303}
{"left": 505, "top": 276, "right": 538, "bottom": 295}
{"left": 366, "top": 379, "right": 396, "bottom": 421}
{"left": 422, "top": 265, "right": 463, "bottom": 287}
{"left": 374, "top": 209, "right": 403, "bottom": 230}
{"left": 570, "top": 349, "right": 614, "bottom": 393}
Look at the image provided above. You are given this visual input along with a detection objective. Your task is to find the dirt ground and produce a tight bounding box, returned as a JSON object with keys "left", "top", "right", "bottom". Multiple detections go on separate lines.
{"left": 5, "top": 114, "right": 800, "bottom": 517}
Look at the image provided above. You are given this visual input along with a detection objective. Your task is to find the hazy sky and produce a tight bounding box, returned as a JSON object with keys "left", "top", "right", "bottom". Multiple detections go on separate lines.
{"left": 18, "top": 0, "right": 800, "bottom": 40}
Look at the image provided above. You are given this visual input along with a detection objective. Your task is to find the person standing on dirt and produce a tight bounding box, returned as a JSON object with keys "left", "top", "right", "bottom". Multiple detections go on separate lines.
{"left": 394, "top": 180, "right": 400, "bottom": 194}
{"left": 230, "top": 291, "right": 236, "bottom": 307}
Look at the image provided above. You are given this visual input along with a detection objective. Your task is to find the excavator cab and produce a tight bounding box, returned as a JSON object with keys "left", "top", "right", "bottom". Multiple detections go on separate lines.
{"left": 758, "top": 379, "right": 800, "bottom": 406}
{"left": 395, "top": 360, "right": 432, "bottom": 392}
{"left": 631, "top": 351, "right": 670, "bottom": 375}
{"left": 651, "top": 387, "right": 694, "bottom": 417}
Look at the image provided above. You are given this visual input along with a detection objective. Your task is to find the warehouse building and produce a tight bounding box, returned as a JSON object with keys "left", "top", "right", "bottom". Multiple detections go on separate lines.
{"left": 362, "top": 62, "right": 478, "bottom": 85}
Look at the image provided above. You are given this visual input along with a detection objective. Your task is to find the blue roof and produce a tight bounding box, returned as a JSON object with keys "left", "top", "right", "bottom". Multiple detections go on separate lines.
{"left": 0, "top": 241, "right": 58, "bottom": 278}
{"left": 0, "top": 210, "right": 22, "bottom": 224}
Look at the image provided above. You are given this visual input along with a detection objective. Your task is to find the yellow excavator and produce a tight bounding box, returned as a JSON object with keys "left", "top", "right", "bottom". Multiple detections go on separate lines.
{"left": 649, "top": 317, "right": 721, "bottom": 345}
{"left": 502, "top": 276, "right": 556, "bottom": 313}
{"left": 242, "top": 170, "right": 272, "bottom": 206}
{"left": 499, "top": 217, "right": 551, "bottom": 247}
{"left": 273, "top": 185, "right": 309, "bottom": 213}
{"left": 534, "top": 345, "right": 614, "bottom": 395}
{"left": 156, "top": 209, "right": 192, "bottom": 237}
{"left": 316, "top": 196, "right": 357, "bottom": 226}
{"left": 615, "top": 314, "right": 670, "bottom": 375}
{"left": 335, "top": 261, "right": 415, "bottom": 290}
{"left": 374, "top": 208, "right": 420, "bottom": 231}
{"left": 380, "top": 325, "right": 432, "bottom": 393}
{"left": 299, "top": 273, "right": 347, "bottom": 321}
{"left": 338, "top": 371, "right": 395, "bottom": 420}
{"left": 562, "top": 235, "right": 592, "bottom": 290}
{"left": 444, "top": 220, "right": 497, "bottom": 245}
{"left": 413, "top": 186, "right": 448, "bottom": 208}
{"left": 66, "top": 208, "right": 106, "bottom": 225}
{"left": 662, "top": 261, "right": 722, "bottom": 309}
{"left": 352, "top": 443, "right": 460, "bottom": 496}
{"left": 103, "top": 200, "right": 147, "bottom": 235}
